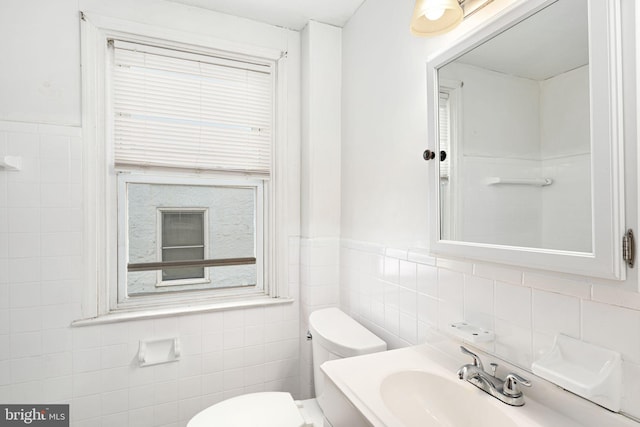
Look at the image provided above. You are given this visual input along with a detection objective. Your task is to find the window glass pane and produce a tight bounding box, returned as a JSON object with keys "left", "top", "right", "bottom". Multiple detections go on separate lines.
{"left": 210, "top": 264, "right": 257, "bottom": 288}
{"left": 162, "top": 247, "right": 205, "bottom": 261}
{"left": 162, "top": 247, "right": 205, "bottom": 281}
{"left": 162, "top": 212, "right": 204, "bottom": 247}
{"left": 162, "top": 266, "right": 206, "bottom": 281}
{"left": 126, "top": 182, "right": 258, "bottom": 296}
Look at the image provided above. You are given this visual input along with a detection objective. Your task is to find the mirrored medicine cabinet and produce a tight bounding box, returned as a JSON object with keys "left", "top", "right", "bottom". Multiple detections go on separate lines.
{"left": 426, "top": 0, "right": 627, "bottom": 279}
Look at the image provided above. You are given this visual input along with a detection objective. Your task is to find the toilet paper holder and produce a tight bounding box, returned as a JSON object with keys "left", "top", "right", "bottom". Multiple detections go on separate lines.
{"left": 138, "top": 337, "right": 181, "bottom": 367}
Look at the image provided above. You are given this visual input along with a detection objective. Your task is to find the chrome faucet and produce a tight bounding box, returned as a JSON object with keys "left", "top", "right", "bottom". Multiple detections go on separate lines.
{"left": 456, "top": 346, "right": 531, "bottom": 406}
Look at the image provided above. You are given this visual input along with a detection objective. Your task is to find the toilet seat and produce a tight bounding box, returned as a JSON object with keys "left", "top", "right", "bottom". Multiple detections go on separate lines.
{"left": 187, "top": 392, "right": 313, "bottom": 427}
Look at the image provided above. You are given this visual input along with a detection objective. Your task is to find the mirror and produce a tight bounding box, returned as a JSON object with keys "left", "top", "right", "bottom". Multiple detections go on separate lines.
{"left": 438, "top": 0, "right": 589, "bottom": 252}
{"left": 426, "top": 0, "right": 625, "bottom": 279}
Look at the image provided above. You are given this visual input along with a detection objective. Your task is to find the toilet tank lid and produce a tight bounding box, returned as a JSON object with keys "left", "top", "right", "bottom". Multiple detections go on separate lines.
{"left": 308, "top": 308, "right": 386, "bottom": 357}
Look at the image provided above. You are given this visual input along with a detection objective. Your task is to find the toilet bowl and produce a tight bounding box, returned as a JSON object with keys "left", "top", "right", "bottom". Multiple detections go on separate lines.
{"left": 187, "top": 307, "right": 386, "bottom": 427}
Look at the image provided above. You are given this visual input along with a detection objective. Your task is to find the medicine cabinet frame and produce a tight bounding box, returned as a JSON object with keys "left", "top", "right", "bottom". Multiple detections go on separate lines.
{"left": 426, "top": 0, "right": 627, "bottom": 280}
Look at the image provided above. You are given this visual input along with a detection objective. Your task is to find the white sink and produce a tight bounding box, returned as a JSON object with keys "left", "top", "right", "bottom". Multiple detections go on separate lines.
{"left": 380, "top": 370, "right": 517, "bottom": 427}
{"left": 320, "top": 344, "right": 636, "bottom": 427}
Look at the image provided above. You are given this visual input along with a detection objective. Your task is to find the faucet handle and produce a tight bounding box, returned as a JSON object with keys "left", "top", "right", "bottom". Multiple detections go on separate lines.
{"left": 503, "top": 373, "right": 531, "bottom": 397}
{"left": 460, "top": 346, "right": 484, "bottom": 370}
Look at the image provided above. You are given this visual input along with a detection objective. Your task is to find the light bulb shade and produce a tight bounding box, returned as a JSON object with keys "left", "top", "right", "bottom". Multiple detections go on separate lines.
{"left": 410, "top": 0, "right": 463, "bottom": 37}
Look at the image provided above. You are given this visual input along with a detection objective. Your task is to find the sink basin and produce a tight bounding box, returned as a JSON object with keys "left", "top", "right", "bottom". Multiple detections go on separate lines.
{"left": 321, "top": 345, "right": 628, "bottom": 427}
{"left": 380, "top": 371, "right": 518, "bottom": 427}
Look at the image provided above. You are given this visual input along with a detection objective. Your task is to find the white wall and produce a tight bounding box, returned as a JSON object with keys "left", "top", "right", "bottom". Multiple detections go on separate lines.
{"left": 300, "top": 21, "right": 343, "bottom": 399}
{"left": 341, "top": 0, "right": 640, "bottom": 420}
{"left": 540, "top": 65, "right": 592, "bottom": 251}
{"left": 341, "top": 0, "right": 438, "bottom": 248}
{"left": 301, "top": 21, "right": 342, "bottom": 241}
{"left": 441, "top": 62, "right": 541, "bottom": 158}
{"left": 540, "top": 65, "right": 591, "bottom": 158}
{"left": 0, "top": 0, "right": 81, "bottom": 126}
{"left": 0, "top": 1, "right": 301, "bottom": 426}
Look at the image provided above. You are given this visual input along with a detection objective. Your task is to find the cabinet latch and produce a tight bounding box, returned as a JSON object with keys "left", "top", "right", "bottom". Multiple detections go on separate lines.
{"left": 623, "top": 229, "right": 635, "bottom": 268}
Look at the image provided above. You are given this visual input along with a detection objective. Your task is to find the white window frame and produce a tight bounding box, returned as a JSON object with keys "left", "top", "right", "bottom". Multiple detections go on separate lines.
{"left": 78, "top": 13, "right": 293, "bottom": 323}
{"left": 156, "top": 207, "right": 210, "bottom": 288}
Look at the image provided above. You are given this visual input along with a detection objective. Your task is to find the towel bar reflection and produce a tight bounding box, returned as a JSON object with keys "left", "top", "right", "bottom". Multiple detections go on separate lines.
{"left": 486, "top": 177, "right": 553, "bottom": 187}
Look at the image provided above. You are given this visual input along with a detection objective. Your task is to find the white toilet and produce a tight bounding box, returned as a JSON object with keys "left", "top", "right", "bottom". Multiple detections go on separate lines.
{"left": 187, "top": 307, "right": 386, "bottom": 427}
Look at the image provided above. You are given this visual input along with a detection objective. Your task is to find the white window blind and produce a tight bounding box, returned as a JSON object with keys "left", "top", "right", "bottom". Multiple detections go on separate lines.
{"left": 438, "top": 92, "right": 451, "bottom": 179}
{"left": 111, "top": 40, "right": 274, "bottom": 175}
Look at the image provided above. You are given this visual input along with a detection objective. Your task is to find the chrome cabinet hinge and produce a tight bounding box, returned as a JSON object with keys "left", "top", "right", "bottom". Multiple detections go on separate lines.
{"left": 623, "top": 229, "right": 635, "bottom": 268}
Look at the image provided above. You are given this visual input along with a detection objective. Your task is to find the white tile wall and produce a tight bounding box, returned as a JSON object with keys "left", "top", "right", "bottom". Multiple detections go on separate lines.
{"left": 0, "top": 121, "right": 302, "bottom": 427}
{"left": 6, "top": 117, "right": 639, "bottom": 424}
{"left": 340, "top": 239, "right": 640, "bottom": 420}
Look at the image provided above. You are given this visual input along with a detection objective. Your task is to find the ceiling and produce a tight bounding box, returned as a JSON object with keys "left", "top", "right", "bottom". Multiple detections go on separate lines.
{"left": 166, "top": 0, "right": 368, "bottom": 30}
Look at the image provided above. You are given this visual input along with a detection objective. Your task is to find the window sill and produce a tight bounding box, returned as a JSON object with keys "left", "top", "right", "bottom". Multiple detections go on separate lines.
{"left": 71, "top": 296, "right": 294, "bottom": 327}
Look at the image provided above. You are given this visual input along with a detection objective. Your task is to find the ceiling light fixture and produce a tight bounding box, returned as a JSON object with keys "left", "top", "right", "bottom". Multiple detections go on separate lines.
{"left": 410, "top": 0, "right": 494, "bottom": 37}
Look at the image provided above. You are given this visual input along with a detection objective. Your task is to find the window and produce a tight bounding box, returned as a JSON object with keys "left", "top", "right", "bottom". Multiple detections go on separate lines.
{"left": 111, "top": 39, "right": 271, "bottom": 308}
{"left": 438, "top": 80, "right": 461, "bottom": 241}
{"left": 120, "top": 175, "right": 263, "bottom": 304}
{"left": 158, "top": 209, "right": 207, "bottom": 284}
{"left": 438, "top": 92, "right": 451, "bottom": 181}
{"left": 79, "top": 14, "right": 295, "bottom": 320}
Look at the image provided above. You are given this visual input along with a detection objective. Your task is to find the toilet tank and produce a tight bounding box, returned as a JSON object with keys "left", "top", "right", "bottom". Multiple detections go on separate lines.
{"left": 309, "top": 308, "right": 386, "bottom": 398}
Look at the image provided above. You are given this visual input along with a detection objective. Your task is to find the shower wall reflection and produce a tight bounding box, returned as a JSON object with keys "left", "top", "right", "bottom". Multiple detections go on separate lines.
{"left": 437, "top": 0, "right": 592, "bottom": 253}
